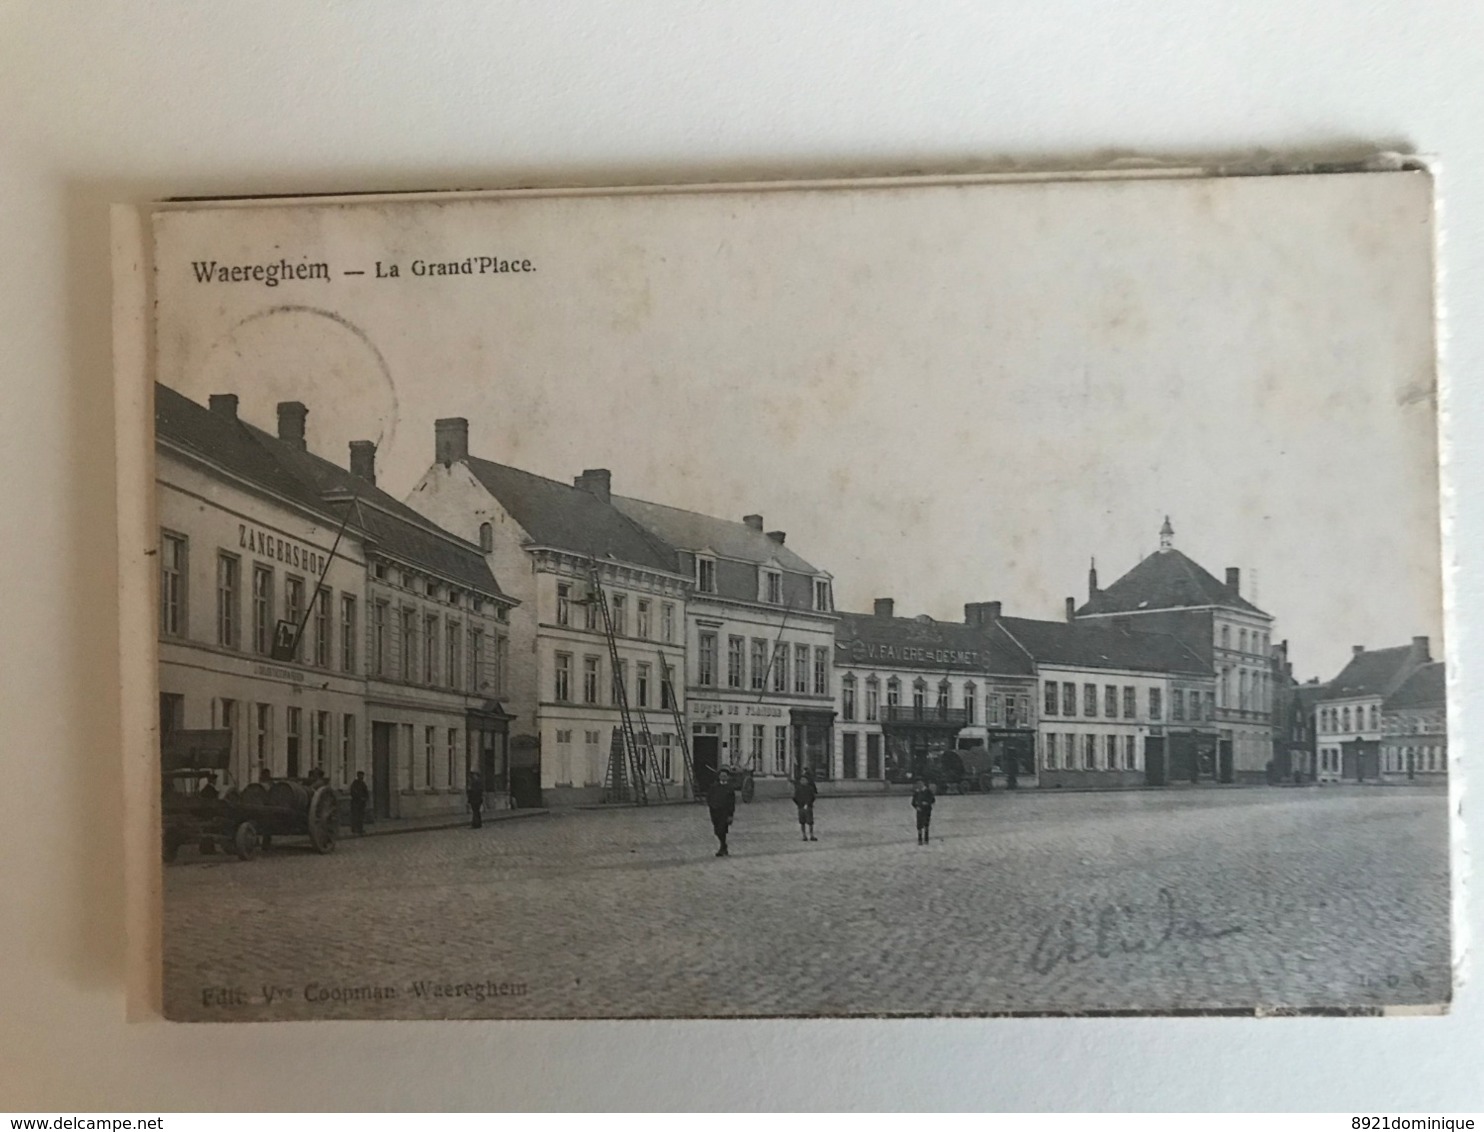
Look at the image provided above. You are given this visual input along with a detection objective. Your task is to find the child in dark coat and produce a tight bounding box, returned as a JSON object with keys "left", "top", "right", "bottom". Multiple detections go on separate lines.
{"left": 911, "top": 778, "right": 935, "bottom": 845}
{"left": 706, "top": 770, "right": 736, "bottom": 857}
{"left": 793, "top": 768, "right": 818, "bottom": 841}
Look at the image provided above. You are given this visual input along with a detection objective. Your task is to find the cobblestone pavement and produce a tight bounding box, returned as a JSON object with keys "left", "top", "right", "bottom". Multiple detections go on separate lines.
{"left": 163, "top": 785, "right": 1452, "bottom": 1020}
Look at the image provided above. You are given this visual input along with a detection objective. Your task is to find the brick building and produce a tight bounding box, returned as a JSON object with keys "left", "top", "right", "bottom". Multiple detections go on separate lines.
{"left": 1315, "top": 637, "right": 1433, "bottom": 783}
{"left": 1380, "top": 661, "right": 1447, "bottom": 782}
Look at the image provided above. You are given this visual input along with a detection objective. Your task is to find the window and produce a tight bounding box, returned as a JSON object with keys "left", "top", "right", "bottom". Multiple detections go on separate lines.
{"left": 216, "top": 553, "right": 239, "bottom": 647}
{"left": 636, "top": 662, "right": 651, "bottom": 707}
{"left": 1342, "top": 706, "right": 1351, "bottom": 732}
{"left": 750, "top": 638, "right": 767, "bottom": 691}
{"left": 1083, "top": 684, "right": 1097, "bottom": 718}
{"left": 865, "top": 676, "right": 879, "bottom": 721}
{"left": 1239, "top": 670, "right": 1249, "bottom": 710}
{"left": 1125, "top": 735, "right": 1137, "bottom": 769}
{"left": 1368, "top": 705, "right": 1379, "bottom": 731}
{"left": 1221, "top": 625, "right": 1230, "bottom": 649}
{"left": 698, "top": 632, "right": 717, "bottom": 687}
{"left": 554, "top": 729, "right": 573, "bottom": 784}
{"left": 912, "top": 679, "right": 927, "bottom": 717}
{"left": 424, "top": 613, "right": 440, "bottom": 686}
{"left": 657, "top": 733, "right": 673, "bottom": 780}
{"left": 751, "top": 725, "right": 765, "bottom": 770}
{"left": 1062, "top": 682, "right": 1076, "bottom": 716}
{"left": 988, "top": 693, "right": 1002, "bottom": 725}
{"left": 253, "top": 565, "right": 274, "bottom": 654}
{"left": 728, "top": 722, "right": 743, "bottom": 764}
{"left": 774, "top": 726, "right": 788, "bottom": 775}
{"left": 371, "top": 600, "right": 388, "bottom": 676}
{"left": 1014, "top": 696, "right": 1029, "bottom": 728}
{"left": 727, "top": 636, "right": 744, "bottom": 688}
{"left": 842, "top": 675, "right": 856, "bottom": 721}
{"left": 469, "top": 627, "right": 484, "bottom": 690}
{"left": 341, "top": 713, "right": 356, "bottom": 784}
{"left": 402, "top": 724, "right": 415, "bottom": 789}
{"left": 479, "top": 522, "right": 493, "bottom": 552}
{"left": 794, "top": 643, "right": 809, "bottom": 693}
{"left": 1106, "top": 734, "right": 1117, "bottom": 770}
{"left": 1123, "top": 686, "right": 1136, "bottom": 719}
{"left": 1044, "top": 681, "right": 1058, "bottom": 716}
{"left": 612, "top": 594, "right": 627, "bottom": 636}
{"left": 1103, "top": 685, "right": 1117, "bottom": 718}
{"left": 866, "top": 733, "right": 883, "bottom": 779}
{"left": 284, "top": 577, "right": 305, "bottom": 661}
{"left": 763, "top": 570, "right": 783, "bottom": 604}
{"left": 612, "top": 658, "right": 627, "bottom": 704}
{"left": 772, "top": 643, "right": 789, "bottom": 693}
{"left": 341, "top": 594, "right": 357, "bottom": 673}
{"left": 253, "top": 704, "right": 272, "bottom": 775}
{"left": 312, "top": 710, "right": 330, "bottom": 773}
{"left": 637, "top": 599, "right": 651, "bottom": 639}
{"left": 424, "top": 726, "right": 436, "bottom": 789}
{"left": 313, "top": 587, "right": 331, "bottom": 667}
{"left": 400, "top": 607, "right": 417, "bottom": 681}
{"left": 1083, "top": 734, "right": 1096, "bottom": 770}
{"left": 936, "top": 680, "right": 950, "bottom": 714}
{"left": 556, "top": 582, "right": 571, "bottom": 626}
{"left": 1172, "top": 690, "right": 1185, "bottom": 721}
{"left": 697, "top": 557, "right": 717, "bottom": 594}
{"left": 1149, "top": 688, "right": 1162, "bottom": 721}
{"left": 662, "top": 603, "right": 675, "bottom": 643}
{"left": 1204, "top": 691, "right": 1215, "bottom": 721}
{"left": 554, "top": 652, "right": 571, "bottom": 702}
{"left": 661, "top": 664, "right": 675, "bottom": 709}
{"left": 814, "top": 579, "right": 831, "bottom": 611}
{"left": 1239, "top": 629, "right": 1248, "bottom": 654}
{"left": 583, "top": 656, "right": 600, "bottom": 704}
{"left": 1045, "top": 733, "right": 1058, "bottom": 770}
{"left": 448, "top": 728, "right": 460, "bottom": 789}
{"left": 964, "top": 683, "right": 976, "bottom": 725}
{"left": 160, "top": 532, "right": 187, "bottom": 637}
{"left": 285, "top": 706, "right": 302, "bottom": 779}
{"left": 887, "top": 678, "right": 900, "bottom": 710}
{"left": 814, "top": 648, "right": 828, "bottom": 696}
{"left": 843, "top": 733, "right": 859, "bottom": 778}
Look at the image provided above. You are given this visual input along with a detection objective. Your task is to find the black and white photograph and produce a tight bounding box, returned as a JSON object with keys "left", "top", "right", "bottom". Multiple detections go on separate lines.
{"left": 128, "top": 168, "right": 1449, "bottom": 1021}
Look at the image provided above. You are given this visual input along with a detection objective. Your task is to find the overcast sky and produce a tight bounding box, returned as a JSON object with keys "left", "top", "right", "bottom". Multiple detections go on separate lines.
{"left": 152, "top": 172, "right": 1443, "bottom": 682}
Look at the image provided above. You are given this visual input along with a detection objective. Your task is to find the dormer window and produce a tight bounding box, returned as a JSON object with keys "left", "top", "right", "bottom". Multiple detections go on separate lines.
{"left": 763, "top": 569, "right": 782, "bottom": 605}
{"left": 696, "top": 556, "right": 717, "bottom": 594}
{"left": 813, "top": 578, "right": 832, "bottom": 611}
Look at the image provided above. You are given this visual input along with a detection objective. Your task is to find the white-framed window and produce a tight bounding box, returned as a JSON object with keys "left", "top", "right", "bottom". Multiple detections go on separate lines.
{"left": 340, "top": 713, "right": 355, "bottom": 784}
{"left": 865, "top": 676, "right": 879, "bottom": 721}
{"left": 794, "top": 643, "right": 809, "bottom": 693}
{"left": 554, "top": 652, "right": 571, "bottom": 702}
{"left": 400, "top": 607, "right": 417, "bottom": 681}
{"left": 988, "top": 692, "right": 1002, "bottom": 725}
{"left": 216, "top": 552, "right": 239, "bottom": 648}
{"left": 1125, "top": 735, "right": 1137, "bottom": 769}
{"left": 313, "top": 586, "right": 331, "bottom": 667}
{"left": 774, "top": 726, "right": 788, "bottom": 775}
{"left": 312, "top": 710, "right": 330, "bottom": 772}
{"left": 698, "top": 632, "right": 717, "bottom": 687}
{"left": 814, "top": 579, "right": 831, "bottom": 611}
{"left": 842, "top": 675, "right": 856, "bottom": 721}
{"left": 340, "top": 594, "right": 356, "bottom": 673}
{"left": 1044, "top": 681, "right": 1058, "bottom": 716}
{"left": 636, "top": 662, "right": 651, "bottom": 707}
{"left": 637, "top": 599, "right": 651, "bottom": 639}
{"left": 424, "top": 726, "right": 436, "bottom": 788}
{"left": 772, "top": 642, "right": 788, "bottom": 692}
{"left": 727, "top": 636, "right": 745, "bottom": 688}
{"left": 887, "top": 678, "right": 900, "bottom": 711}
{"left": 556, "top": 582, "right": 571, "bottom": 626}
{"left": 160, "top": 531, "right": 187, "bottom": 637}
{"left": 1105, "top": 734, "right": 1117, "bottom": 770}
{"left": 285, "top": 706, "right": 303, "bottom": 779}
{"left": 762, "top": 569, "right": 783, "bottom": 604}
{"left": 1149, "top": 688, "right": 1163, "bottom": 721}
{"left": 253, "top": 565, "right": 274, "bottom": 655}
{"left": 814, "top": 647, "right": 828, "bottom": 696}
{"left": 253, "top": 703, "right": 272, "bottom": 775}
{"left": 1083, "top": 684, "right": 1097, "bottom": 718}
{"left": 583, "top": 656, "right": 600, "bottom": 704}
{"left": 1045, "top": 733, "right": 1058, "bottom": 770}
{"left": 284, "top": 577, "right": 305, "bottom": 661}
{"left": 612, "top": 593, "right": 627, "bottom": 636}
{"left": 661, "top": 603, "right": 675, "bottom": 643}
{"left": 964, "top": 683, "right": 976, "bottom": 724}
{"left": 1083, "top": 734, "right": 1096, "bottom": 770}
{"left": 1104, "top": 685, "right": 1117, "bottom": 718}
{"left": 751, "top": 725, "right": 765, "bottom": 771}
{"left": 728, "top": 722, "right": 742, "bottom": 764}
{"left": 937, "top": 680, "right": 950, "bottom": 713}
{"left": 371, "top": 599, "right": 388, "bottom": 676}
{"left": 750, "top": 638, "right": 767, "bottom": 690}
{"left": 612, "top": 658, "right": 627, "bottom": 704}
{"left": 696, "top": 556, "right": 717, "bottom": 594}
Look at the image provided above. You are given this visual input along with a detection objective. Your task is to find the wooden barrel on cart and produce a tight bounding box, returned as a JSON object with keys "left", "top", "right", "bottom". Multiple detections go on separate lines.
{"left": 266, "top": 780, "right": 311, "bottom": 811}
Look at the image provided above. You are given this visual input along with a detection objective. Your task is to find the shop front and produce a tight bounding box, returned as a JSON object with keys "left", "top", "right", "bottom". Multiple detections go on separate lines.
{"left": 468, "top": 701, "right": 514, "bottom": 808}
{"left": 791, "top": 707, "right": 837, "bottom": 780}
{"left": 1165, "top": 729, "right": 1223, "bottom": 783}
{"left": 881, "top": 706, "right": 966, "bottom": 783}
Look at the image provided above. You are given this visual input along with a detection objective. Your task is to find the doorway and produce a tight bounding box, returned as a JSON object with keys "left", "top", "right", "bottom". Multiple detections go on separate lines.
{"left": 372, "top": 722, "right": 393, "bottom": 818}
{"left": 693, "top": 734, "right": 720, "bottom": 791}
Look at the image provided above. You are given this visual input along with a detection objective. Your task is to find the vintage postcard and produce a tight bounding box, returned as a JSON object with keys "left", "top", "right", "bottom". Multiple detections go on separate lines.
{"left": 114, "top": 167, "right": 1452, "bottom": 1020}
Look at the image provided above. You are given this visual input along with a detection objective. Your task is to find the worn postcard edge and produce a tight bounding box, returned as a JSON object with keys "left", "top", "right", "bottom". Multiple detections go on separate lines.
{"left": 115, "top": 160, "right": 1463, "bottom": 1022}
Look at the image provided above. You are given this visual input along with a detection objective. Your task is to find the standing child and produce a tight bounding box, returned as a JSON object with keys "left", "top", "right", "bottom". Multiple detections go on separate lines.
{"left": 911, "top": 777, "right": 935, "bottom": 845}
{"left": 793, "top": 767, "right": 819, "bottom": 841}
{"left": 707, "top": 769, "right": 737, "bottom": 857}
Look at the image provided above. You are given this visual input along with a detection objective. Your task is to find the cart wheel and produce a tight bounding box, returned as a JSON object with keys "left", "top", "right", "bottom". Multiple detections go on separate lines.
{"left": 307, "top": 785, "right": 338, "bottom": 854}
{"left": 162, "top": 835, "right": 180, "bottom": 863}
{"left": 198, "top": 839, "right": 217, "bottom": 855}
{"left": 979, "top": 772, "right": 994, "bottom": 793}
{"left": 233, "top": 821, "right": 261, "bottom": 861}
{"left": 741, "top": 774, "right": 756, "bottom": 804}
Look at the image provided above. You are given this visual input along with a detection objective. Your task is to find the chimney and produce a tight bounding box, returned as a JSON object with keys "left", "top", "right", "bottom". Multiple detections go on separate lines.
{"left": 1065, "top": 596, "right": 1076, "bottom": 622}
{"left": 1225, "top": 567, "right": 1240, "bottom": 595}
{"left": 435, "top": 418, "right": 469, "bottom": 466}
{"left": 1413, "top": 636, "right": 1431, "bottom": 662}
{"left": 276, "top": 401, "right": 308, "bottom": 450}
{"left": 1088, "top": 558, "right": 1099, "bottom": 600}
{"left": 743, "top": 514, "right": 763, "bottom": 532}
{"left": 766, "top": 530, "right": 786, "bottom": 545}
{"left": 964, "top": 601, "right": 1002, "bottom": 627}
{"left": 208, "top": 393, "right": 239, "bottom": 419}
{"left": 1353, "top": 645, "right": 1365, "bottom": 657}
{"left": 874, "top": 598, "right": 895, "bottom": 619}
{"left": 349, "top": 440, "right": 377, "bottom": 485}
{"left": 574, "top": 468, "right": 612, "bottom": 503}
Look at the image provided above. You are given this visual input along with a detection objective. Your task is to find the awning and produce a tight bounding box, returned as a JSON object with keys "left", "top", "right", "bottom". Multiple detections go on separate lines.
{"left": 790, "top": 707, "right": 838, "bottom": 727}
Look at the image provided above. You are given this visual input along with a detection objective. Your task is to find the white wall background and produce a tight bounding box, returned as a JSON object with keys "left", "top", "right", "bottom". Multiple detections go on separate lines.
{"left": 1, "top": 0, "right": 1480, "bottom": 1111}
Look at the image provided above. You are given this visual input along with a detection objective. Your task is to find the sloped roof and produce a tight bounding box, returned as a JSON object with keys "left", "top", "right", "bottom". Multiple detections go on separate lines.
{"left": 1383, "top": 662, "right": 1446, "bottom": 711}
{"left": 612, "top": 495, "right": 822, "bottom": 575}
{"left": 1077, "top": 548, "right": 1268, "bottom": 617}
{"left": 462, "top": 457, "right": 678, "bottom": 574}
{"left": 996, "top": 616, "right": 1210, "bottom": 676}
{"left": 834, "top": 611, "right": 1035, "bottom": 677}
{"left": 1324, "top": 645, "right": 1419, "bottom": 700}
{"left": 156, "top": 384, "right": 507, "bottom": 599}
{"left": 1294, "top": 683, "right": 1330, "bottom": 712}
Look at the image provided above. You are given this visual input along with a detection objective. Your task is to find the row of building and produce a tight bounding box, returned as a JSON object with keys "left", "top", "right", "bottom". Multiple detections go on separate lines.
{"left": 155, "top": 386, "right": 1448, "bottom": 817}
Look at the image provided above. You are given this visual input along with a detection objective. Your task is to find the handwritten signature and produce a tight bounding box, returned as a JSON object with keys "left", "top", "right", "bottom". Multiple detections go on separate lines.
{"left": 1029, "top": 886, "right": 1243, "bottom": 975}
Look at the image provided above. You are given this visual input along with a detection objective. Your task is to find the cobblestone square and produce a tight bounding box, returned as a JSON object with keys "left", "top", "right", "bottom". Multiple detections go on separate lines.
{"left": 163, "top": 785, "right": 1452, "bottom": 1020}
